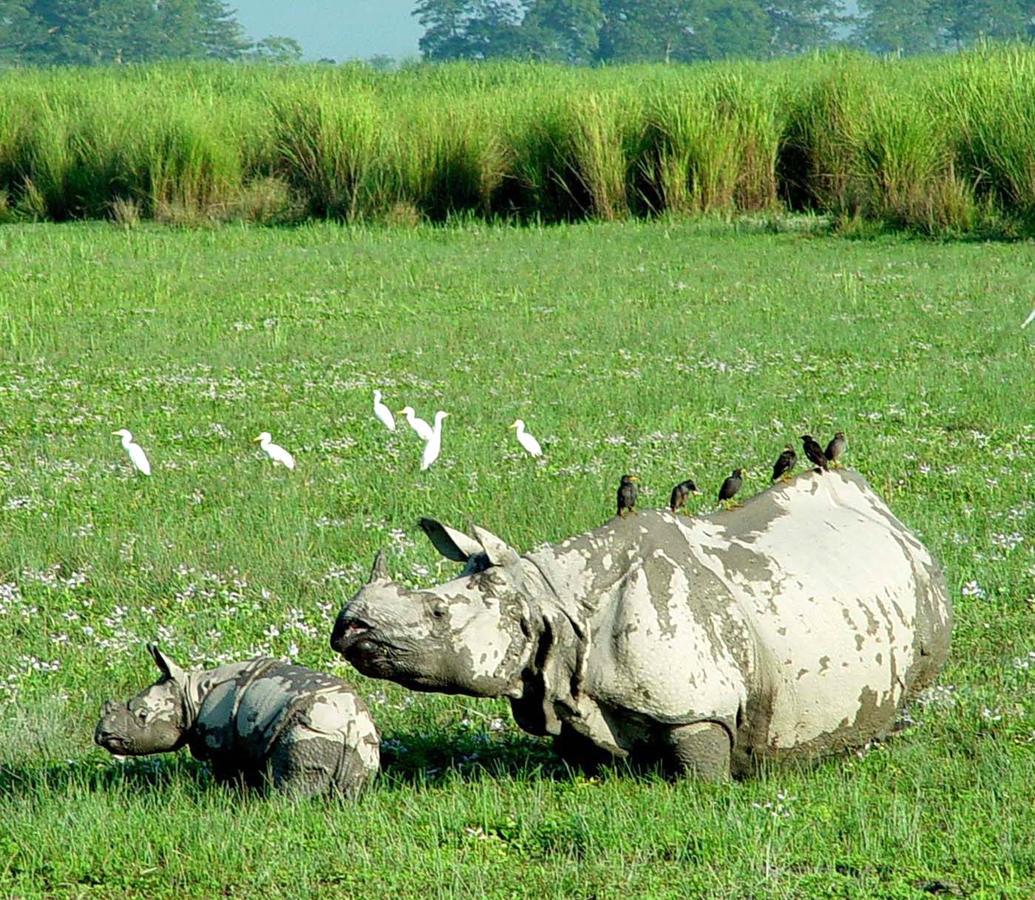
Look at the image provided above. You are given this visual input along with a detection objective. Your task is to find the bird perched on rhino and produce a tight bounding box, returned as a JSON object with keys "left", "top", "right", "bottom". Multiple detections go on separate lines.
{"left": 771, "top": 446, "right": 797, "bottom": 482}
{"left": 617, "top": 474, "right": 639, "bottom": 517}
{"left": 669, "top": 479, "right": 701, "bottom": 514}
{"left": 801, "top": 434, "right": 829, "bottom": 473}
{"left": 717, "top": 469, "right": 744, "bottom": 508}
{"left": 825, "top": 431, "right": 847, "bottom": 468}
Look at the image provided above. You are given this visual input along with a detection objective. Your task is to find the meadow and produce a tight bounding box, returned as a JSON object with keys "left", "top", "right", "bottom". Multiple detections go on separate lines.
{"left": 2, "top": 47, "right": 1035, "bottom": 235}
{"left": 0, "top": 217, "right": 1033, "bottom": 897}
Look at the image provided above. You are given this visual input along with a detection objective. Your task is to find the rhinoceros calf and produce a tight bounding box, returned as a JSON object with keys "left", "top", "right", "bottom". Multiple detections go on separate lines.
{"left": 331, "top": 470, "right": 951, "bottom": 779}
{"left": 95, "top": 646, "right": 380, "bottom": 797}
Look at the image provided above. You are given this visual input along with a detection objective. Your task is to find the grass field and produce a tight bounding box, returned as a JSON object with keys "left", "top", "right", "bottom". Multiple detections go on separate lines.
{"left": 2, "top": 47, "right": 1035, "bottom": 235}
{"left": 0, "top": 218, "right": 1033, "bottom": 897}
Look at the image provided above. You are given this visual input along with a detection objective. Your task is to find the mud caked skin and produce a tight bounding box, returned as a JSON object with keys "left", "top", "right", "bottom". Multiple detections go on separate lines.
{"left": 331, "top": 470, "right": 951, "bottom": 779}
{"left": 95, "top": 646, "right": 380, "bottom": 797}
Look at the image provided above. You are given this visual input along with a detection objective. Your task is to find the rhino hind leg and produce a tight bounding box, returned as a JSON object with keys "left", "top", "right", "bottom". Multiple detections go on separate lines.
{"left": 664, "top": 721, "right": 732, "bottom": 781}
{"left": 265, "top": 735, "right": 339, "bottom": 798}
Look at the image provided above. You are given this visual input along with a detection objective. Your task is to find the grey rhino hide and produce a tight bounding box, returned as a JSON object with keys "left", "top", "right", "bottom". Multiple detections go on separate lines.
{"left": 331, "top": 470, "right": 952, "bottom": 779}
{"left": 95, "top": 646, "right": 380, "bottom": 798}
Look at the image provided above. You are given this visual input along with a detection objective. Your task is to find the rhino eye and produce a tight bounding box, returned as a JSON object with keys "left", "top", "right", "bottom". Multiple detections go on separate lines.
{"left": 134, "top": 707, "right": 149, "bottom": 724}
{"left": 431, "top": 602, "right": 446, "bottom": 620}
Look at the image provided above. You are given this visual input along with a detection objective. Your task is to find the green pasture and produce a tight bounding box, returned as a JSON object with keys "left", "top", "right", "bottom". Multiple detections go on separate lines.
{"left": 0, "top": 218, "right": 1032, "bottom": 897}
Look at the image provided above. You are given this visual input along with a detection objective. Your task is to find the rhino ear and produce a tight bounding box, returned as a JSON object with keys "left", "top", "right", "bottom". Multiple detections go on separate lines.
{"left": 368, "top": 550, "right": 390, "bottom": 583}
{"left": 418, "top": 518, "right": 483, "bottom": 563}
{"left": 471, "top": 525, "right": 520, "bottom": 569}
{"left": 147, "top": 644, "right": 185, "bottom": 682}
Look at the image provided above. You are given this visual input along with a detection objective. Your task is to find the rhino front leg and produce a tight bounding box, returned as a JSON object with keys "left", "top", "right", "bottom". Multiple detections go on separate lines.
{"left": 664, "top": 721, "right": 731, "bottom": 781}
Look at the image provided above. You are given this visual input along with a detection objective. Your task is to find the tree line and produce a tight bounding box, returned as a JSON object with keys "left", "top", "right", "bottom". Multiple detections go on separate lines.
{"left": 1, "top": 0, "right": 1034, "bottom": 67}
{"left": 0, "top": 0, "right": 302, "bottom": 65}
{"left": 415, "top": 0, "right": 1035, "bottom": 63}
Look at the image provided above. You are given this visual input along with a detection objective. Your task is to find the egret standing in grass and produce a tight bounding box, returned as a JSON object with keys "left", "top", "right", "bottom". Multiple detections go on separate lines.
{"left": 113, "top": 429, "right": 151, "bottom": 476}
{"left": 254, "top": 432, "right": 295, "bottom": 470}
{"left": 420, "top": 412, "right": 449, "bottom": 471}
{"left": 373, "top": 391, "right": 396, "bottom": 432}
{"left": 399, "top": 407, "right": 433, "bottom": 442}
{"left": 509, "top": 419, "right": 542, "bottom": 457}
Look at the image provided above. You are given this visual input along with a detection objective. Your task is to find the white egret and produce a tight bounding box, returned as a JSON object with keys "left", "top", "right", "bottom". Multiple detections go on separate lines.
{"left": 113, "top": 429, "right": 151, "bottom": 476}
{"left": 420, "top": 411, "right": 449, "bottom": 471}
{"left": 399, "top": 406, "right": 433, "bottom": 442}
{"left": 254, "top": 432, "right": 295, "bottom": 470}
{"left": 509, "top": 419, "right": 542, "bottom": 457}
{"left": 373, "top": 390, "right": 396, "bottom": 432}
{"left": 1023, "top": 308, "right": 1035, "bottom": 329}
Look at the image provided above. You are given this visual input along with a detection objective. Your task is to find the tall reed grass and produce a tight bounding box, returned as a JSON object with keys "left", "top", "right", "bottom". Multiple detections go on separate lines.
{"left": 1, "top": 48, "right": 1034, "bottom": 234}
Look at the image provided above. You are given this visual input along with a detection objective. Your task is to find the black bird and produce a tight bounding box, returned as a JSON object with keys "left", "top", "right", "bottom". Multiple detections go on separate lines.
{"left": 717, "top": 468, "right": 744, "bottom": 506}
{"left": 801, "top": 434, "right": 829, "bottom": 473}
{"left": 669, "top": 479, "right": 701, "bottom": 514}
{"left": 617, "top": 474, "right": 639, "bottom": 517}
{"left": 771, "top": 446, "right": 797, "bottom": 482}
{"left": 825, "top": 431, "right": 846, "bottom": 467}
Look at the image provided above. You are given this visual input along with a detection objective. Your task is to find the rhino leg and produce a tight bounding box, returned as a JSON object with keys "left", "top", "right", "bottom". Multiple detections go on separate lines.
{"left": 265, "top": 733, "right": 339, "bottom": 798}
{"left": 551, "top": 725, "right": 616, "bottom": 773}
{"left": 664, "top": 722, "right": 731, "bottom": 781}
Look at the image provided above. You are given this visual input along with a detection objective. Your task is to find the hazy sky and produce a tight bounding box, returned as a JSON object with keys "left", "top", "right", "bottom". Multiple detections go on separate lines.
{"left": 233, "top": 1, "right": 423, "bottom": 62}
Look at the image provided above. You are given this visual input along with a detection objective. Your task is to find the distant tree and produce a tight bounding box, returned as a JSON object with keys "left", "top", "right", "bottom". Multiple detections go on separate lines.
{"left": 414, "top": 0, "right": 536, "bottom": 59}
{"left": 857, "top": 0, "right": 1032, "bottom": 54}
{"left": 762, "top": 0, "right": 842, "bottom": 55}
{"left": 522, "top": 0, "right": 603, "bottom": 63}
{"left": 929, "top": 0, "right": 1033, "bottom": 49}
{"left": 597, "top": 0, "right": 698, "bottom": 62}
{"left": 0, "top": 0, "right": 46, "bottom": 62}
{"left": 365, "top": 53, "right": 397, "bottom": 70}
{"left": 690, "top": 0, "right": 772, "bottom": 59}
{"left": 855, "top": 0, "right": 938, "bottom": 54}
{"left": 248, "top": 35, "right": 303, "bottom": 62}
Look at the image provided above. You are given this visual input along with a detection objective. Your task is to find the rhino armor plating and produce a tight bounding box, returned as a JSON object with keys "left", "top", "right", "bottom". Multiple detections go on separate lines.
{"left": 96, "top": 647, "right": 380, "bottom": 797}
{"left": 332, "top": 470, "right": 951, "bottom": 779}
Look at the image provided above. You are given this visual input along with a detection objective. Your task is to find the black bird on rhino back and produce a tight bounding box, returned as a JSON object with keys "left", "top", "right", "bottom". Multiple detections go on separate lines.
{"left": 772, "top": 446, "right": 797, "bottom": 482}
{"left": 825, "top": 431, "right": 847, "bottom": 467}
{"left": 801, "top": 435, "right": 829, "bottom": 473}
{"left": 669, "top": 479, "right": 701, "bottom": 514}
{"left": 617, "top": 475, "right": 639, "bottom": 517}
{"left": 717, "top": 468, "right": 744, "bottom": 506}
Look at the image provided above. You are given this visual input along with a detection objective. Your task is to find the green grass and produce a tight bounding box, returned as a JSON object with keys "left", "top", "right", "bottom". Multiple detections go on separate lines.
{"left": 0, "top": 218, "right": 1033, "bottom": 897}
{"left": 3, "top": 47, "right": 1035, "bottom": 233}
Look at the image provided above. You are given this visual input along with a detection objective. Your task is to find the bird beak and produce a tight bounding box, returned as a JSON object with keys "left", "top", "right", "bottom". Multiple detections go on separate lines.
{"left": 693, "top": 488, "right": 702, "bottom": 495}
{"left": 631, "top": 476, "right": 640, "bottom": 482}
{"left": 252, "top": 436, "right": 261, "bottom": 443}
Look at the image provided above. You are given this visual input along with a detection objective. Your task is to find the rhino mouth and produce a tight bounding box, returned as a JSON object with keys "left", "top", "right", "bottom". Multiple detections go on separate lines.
{"left": 95, "top": 727, "right": 133, "bottom": 755}
{"left": 332, "top": 618, "right": 416, "bottom": 679}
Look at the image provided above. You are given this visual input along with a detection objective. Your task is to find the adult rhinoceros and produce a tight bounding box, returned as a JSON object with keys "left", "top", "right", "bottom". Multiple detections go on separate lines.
{"left": 331, "top": 470, "right": 951, "bottom": 779}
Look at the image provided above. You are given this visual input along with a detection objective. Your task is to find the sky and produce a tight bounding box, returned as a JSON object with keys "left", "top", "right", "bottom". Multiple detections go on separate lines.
{"left": 233, "top": 1, "right": 423, "bottom": 62}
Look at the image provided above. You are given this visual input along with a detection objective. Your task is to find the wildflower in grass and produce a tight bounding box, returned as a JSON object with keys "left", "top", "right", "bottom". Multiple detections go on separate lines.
{"left": 981, "top": 707, "right": 1002, "bottom": 722}
{"left": 752, "top": 791, "right": 796, "bottom": 819}
{"left": 4, "top": 496, "right": 32, "bottom": 510}
{"left": 1011, "top": 652, "right": 1035, "bottom": 671}
{"left": 961, "top": 580, "right": 986, "bottom": 599}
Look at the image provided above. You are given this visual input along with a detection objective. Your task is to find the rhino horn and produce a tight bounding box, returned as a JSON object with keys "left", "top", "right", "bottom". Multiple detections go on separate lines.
{"left": 419, "top": 517, "right": 483, "bottom": 563}
{"left": 368, "top": 550, "right": 390, "bottom": 583}
{"left": 471, "top": 525, "right": 520, "bottom": 568}
{"left": 147, "top": 643, "right": 185, "bottom": 682}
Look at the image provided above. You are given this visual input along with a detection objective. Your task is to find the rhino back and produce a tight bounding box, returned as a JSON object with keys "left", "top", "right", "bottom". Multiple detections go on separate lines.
{"left": 678, "top": 469, "right": 951, "bottom": 756}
